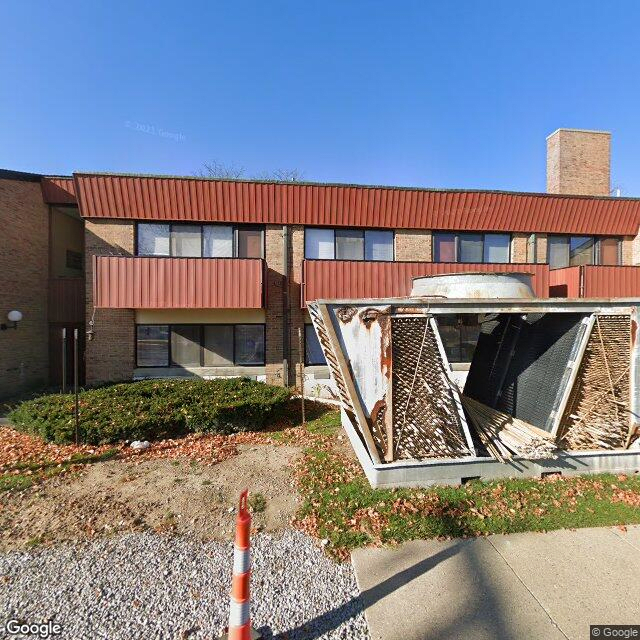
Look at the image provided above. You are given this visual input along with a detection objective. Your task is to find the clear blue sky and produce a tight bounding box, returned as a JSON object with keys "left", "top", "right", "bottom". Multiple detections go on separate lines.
{"left": 2, "top": 1, "right": 639, "bottom": 194}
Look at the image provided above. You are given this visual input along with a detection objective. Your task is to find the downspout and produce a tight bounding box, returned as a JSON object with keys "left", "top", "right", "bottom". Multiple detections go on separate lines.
{"left": 282, "top": 225, "right": 289, "bottom": 386}
{"left": 579, "top": 265, "right": 585, "bottom": 298}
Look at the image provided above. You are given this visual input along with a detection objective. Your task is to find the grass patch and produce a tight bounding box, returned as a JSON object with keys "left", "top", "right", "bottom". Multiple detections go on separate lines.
{"left": 294, "top": 442, "right": 640, "bottom": 558}
{"left": 0, "top": 449, "right": 118, "bottom": 494}
{"left": 249, "top": 492, "right": 267, "bottom": 513}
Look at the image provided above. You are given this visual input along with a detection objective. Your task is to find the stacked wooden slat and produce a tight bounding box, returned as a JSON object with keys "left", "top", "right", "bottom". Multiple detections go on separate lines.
{"left": 558, "top": 315, "right": 631, "bottom": 450}
{"left": 461, "top": 396, "right": 558, "bottom": 462}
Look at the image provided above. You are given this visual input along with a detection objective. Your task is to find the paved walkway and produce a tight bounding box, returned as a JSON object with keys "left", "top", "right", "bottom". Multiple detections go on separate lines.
{"left": 351, "top": 526, "right": 640, "bottom": 640}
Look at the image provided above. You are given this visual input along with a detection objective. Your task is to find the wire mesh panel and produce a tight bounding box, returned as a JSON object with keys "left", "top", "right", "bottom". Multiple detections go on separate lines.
{"left": 558, "top": 315, "right": 631, "bottom": 450}
{"left": 391, "top": 317, "right": 471, "bottom": 459}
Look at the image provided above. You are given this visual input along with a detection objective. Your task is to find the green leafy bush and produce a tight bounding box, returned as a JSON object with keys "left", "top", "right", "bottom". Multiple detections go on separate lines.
{"left": 7, "top": 378, "right": 291, "bottom": 445}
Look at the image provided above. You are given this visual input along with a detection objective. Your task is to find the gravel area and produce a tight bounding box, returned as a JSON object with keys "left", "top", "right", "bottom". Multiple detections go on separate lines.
{"left": 0, "top": 530, "right": 369, "bottom": 640}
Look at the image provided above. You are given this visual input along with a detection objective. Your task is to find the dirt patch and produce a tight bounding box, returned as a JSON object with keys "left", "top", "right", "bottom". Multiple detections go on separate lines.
{"left": 0, "top": 443, "right": 301, "bottom": 552}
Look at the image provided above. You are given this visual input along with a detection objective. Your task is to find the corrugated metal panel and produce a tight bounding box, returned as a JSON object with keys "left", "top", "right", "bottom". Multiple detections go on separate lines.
{"left": 49, "top": 278, "right": 85, "bottom": 322}
{"left": 549, "top": 267, "right": 582, "bottom": 298}
{"left": 583, "top": 266, "right": 640, "bottom": 297}
{"left": 93, "top": 257, "right": 264, "bottom": 309}
{"left": 41, "top": 177, "right": 77, "bottom": 204}
{"left": 73, "top": 173, "right": 640, "bottom": 235}
{"left": 302, "top": 261, "right": 550, "bottom": 305}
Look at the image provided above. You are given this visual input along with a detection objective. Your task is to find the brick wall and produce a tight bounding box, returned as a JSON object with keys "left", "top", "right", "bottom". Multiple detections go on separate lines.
{"left": 546, "top": 129, "right": 611, "bottom": 196}
{"left": 85, "top": 219, "right": 135, "bottom": 385}
{"left": 264, "top": 225, "right": 285, "bottom": 385}
{"left": 0, "top": 178, "right": 49, "bottom": 399}
{"left": 510, "top": 234, "right": 528, "bottom": 263}
{"left": 536, "top": 234, "right": 548, "bottom": 264}
{"left": 395, "top": 229, "right": 432, "bottom": 261}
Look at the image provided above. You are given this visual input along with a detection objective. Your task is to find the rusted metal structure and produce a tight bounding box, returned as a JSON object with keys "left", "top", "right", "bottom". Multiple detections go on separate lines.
{"left": 308, "top": 274, "right": 640, "bottom": 487}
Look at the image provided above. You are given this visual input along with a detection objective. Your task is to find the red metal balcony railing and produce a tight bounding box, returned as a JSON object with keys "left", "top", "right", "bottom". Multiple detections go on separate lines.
{"left": 302, "top": 260, "right": 551, "bottom": 305}
{"left": 93, "top": 256, "right": 264, "bottom": 309}
{"left": 550, "top": 265, "right": 640, "bottom": 299}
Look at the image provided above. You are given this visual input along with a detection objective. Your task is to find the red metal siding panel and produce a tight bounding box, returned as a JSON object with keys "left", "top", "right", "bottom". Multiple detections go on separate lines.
{"left": 549, "top": 267, "right": 581, "bottom": 298}
{"left": 583, "top": 266, "right": 640, "bottom": 298}
{"left": 94, "top": 257, "right": 264, "bottom": 309}
{"left": 73, "top": 174, "right": 640, "bottom": 236}
{"left": 41, "top": 177, "right": 77, "bottom": 204}
{"left": 302, "top": 261, "right": 550, "bottom": 305}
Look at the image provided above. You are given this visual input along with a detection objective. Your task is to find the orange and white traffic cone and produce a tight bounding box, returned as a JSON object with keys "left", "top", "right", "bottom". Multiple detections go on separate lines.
{"left": 219, "top": 489, "right": 261, "bottom": 640}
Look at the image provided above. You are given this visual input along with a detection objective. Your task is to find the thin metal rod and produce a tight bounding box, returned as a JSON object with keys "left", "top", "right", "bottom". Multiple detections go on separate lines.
{"left": 298, "top": 327, "right": 305, "bottom": 426}
{"left": 61, "top": 327, "right": 67, "bottom": 393}
{"left": 74, "top": 328, "right": 79, "bottom": 445}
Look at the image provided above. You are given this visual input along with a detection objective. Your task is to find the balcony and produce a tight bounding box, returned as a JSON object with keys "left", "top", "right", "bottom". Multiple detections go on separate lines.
{"left": 93, "top": 256, "right": 264, "bottom": 309}
{"left": 302, "top": 260, "right": 551, "bottom": 305}
{"left": 550, "top": 265, "right": 640, "bottom": 298}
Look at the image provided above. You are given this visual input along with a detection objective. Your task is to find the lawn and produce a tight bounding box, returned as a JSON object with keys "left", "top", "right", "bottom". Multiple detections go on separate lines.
{"left": 292, "top": 416, "right": 640, "bottom": 559}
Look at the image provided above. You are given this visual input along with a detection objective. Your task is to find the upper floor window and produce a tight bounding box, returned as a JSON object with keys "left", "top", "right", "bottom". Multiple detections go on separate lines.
{"left": 137, "top": 223, "right": 264, "bottom": 259}
{"left": 304, "top": 227, "right": 394, "bottom": 261}
{"left": 547, "top": 235, "right": 621, "bottom": 269}
{"left": 433, "top": 232, "right": 511, "bottom": 263}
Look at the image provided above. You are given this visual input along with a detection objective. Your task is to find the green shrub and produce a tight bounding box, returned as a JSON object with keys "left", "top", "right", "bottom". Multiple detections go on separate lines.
{"left": 7, "top": 378, "right": 291, "bottom": 445}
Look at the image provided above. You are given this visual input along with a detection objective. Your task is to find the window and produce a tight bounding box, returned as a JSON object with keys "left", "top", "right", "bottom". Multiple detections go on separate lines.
{"left": 203, "top": 225, "right": 233, "bottom": 257}
{"left": 548, "top": 235, "right": 620, "bottom": 268}
{"left": 136, "top": 325, "right": 169, "bottom": 367}
{"left": 436, "top": 315, "right": 481, "bottom": 363}
{"left": 569, "top": 236, "right": 594, "bottom": 266}
{"left": 136, "top": 223, "right": 264, "bottom": 258}
{"left": 237, "top": 228, "right": 263, "bottom": 258}
{"left": 138, "top": 223, "right": 170, "bottom": 256}
{"left": 305, "top": 228, "right": 335, "bottom": 259}
{"left": 459, "top": 233, "right": 483, "bottom": 263}
{"left": 305, "top": 324, "right": 326, "bottom": 365}
{"left": 136, "top": 324, "right": 265, "bottom": 367}
{"left": 483, "top": 234, "right": 510, "bottom": 264}
{"left": 433, "top": 233, "right": 456, "bottom": 262}
{"left": 171, "top": 225, "right": 202, "bottom": 257}
{"left": 335, "top": 229, "right": 365, "bottom": 260}
{"left": 365, "top": 230, "right": 394, "bottom": 261}
{"left": 548, "top": 236, "right": 569, "bottom": 269}
{"left": 304, "top": 228, "right": 394, "bottom": 261}
{"left": 171, "top": 325, "right": 201, "bottom": 366}
{"left": 433, "top": 232, "right": 511, "bottom": 263}
{"left": 234, "top": 325, "right": 265, "bottom": 365}
{"left": 598, "top": 237, "right": 621, "bottom": 265}
{"left": 526, "top": 233, "right": 537, "bottom": 264}
{"left": 203, "top": 325, "right": 233, "bottom": 366}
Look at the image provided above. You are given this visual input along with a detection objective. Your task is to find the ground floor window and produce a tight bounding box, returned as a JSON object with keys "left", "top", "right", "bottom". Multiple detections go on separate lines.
{"left": 304, "top": 324, "right": 326, "bottom": 365}
{"left": 435, "top": 314, "right": 481, "bottom": 363}
{"left": 136, "top": 324, "right": 265, "bottom": 367}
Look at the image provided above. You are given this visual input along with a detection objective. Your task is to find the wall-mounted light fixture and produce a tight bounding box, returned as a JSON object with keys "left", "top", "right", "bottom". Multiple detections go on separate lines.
{"left": 1, "top": 310, "right": 23, "bottom": 330}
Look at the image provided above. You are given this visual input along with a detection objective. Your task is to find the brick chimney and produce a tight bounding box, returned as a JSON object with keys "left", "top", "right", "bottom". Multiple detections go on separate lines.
{"left": 546, "top": 128, "right": 611, "bottom": 196}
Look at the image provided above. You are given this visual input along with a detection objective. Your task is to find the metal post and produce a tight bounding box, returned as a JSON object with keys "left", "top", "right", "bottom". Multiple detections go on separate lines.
{"left": 74, "top": 328, "right": 79, "bottom": 445}
{"left": 61, "top": 327, "right": 67, "bottom": 393}
{"left": 298, "top": 327, "right": 305, "bottom": 426}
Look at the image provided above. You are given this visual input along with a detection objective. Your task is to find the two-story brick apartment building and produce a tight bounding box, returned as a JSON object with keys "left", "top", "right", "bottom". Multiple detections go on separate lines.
{"left": 3, "top": 128, "right": 640, "bottom": 400}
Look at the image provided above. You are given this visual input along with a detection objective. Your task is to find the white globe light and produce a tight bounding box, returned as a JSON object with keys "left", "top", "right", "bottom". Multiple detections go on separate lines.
{"left": 7, "top": 310, "right": 22, "bottom": 323}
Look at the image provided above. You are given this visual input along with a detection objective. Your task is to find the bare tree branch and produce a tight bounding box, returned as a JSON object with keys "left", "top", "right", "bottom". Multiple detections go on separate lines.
{"left": 197, "top": 161, "right": 304, "bottom": 182}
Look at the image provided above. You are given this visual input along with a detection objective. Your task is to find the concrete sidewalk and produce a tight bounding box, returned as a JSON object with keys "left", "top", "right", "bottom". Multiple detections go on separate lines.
{"left": 352, "top": 526, "right": 640, "bottom": 640}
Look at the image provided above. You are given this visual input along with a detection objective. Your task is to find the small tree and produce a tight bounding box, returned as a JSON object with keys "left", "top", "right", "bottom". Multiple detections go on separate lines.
{"left": 197, "top": 161, "right": 304, "bottom": 182}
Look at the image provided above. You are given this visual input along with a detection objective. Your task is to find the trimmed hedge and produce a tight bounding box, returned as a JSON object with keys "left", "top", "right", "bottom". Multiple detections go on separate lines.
{"left": 7, "top": 378, "right": 292, "bottom": 445}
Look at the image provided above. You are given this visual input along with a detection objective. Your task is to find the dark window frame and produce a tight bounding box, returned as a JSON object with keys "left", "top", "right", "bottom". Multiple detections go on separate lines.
{"left": 135, "top": 222, "right": 265, "bottom": 259}
{"left": 304, "top": 323, "right": 327, "bottom": 366}
{"left": 303, "top": 226, "right": 395, "bottom": 262}
{"left": 433, "top": 232, "right": 512, "bottom": 264}
{"left": 135, "top": 323, "right": 266, "bottom": 368}
{"left": 547, "top": 235, "right": 622, "bottom": 269}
